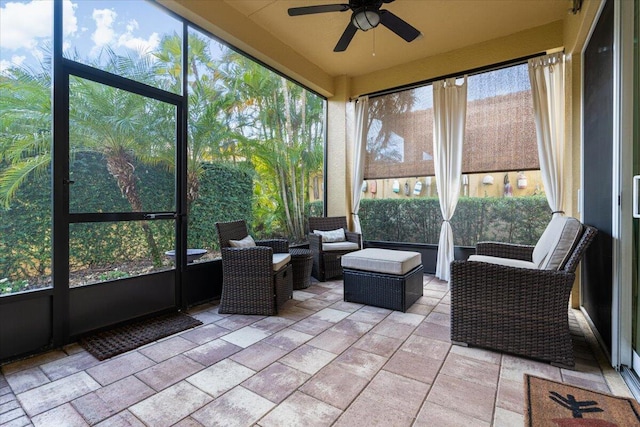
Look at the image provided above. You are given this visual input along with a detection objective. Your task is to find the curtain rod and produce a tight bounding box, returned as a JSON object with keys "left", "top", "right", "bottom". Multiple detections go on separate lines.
{"left": 350, "top": 51, "right": 547, "bottom": 102}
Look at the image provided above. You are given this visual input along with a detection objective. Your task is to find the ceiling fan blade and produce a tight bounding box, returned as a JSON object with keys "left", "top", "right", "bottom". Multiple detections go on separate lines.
{"left": 379, "top": 10, "right": 421, "bottom": 42}
{"left": 334, "top": 23, "right": 358, "bottom": 52}
{"left": 288, "top": 4, "right": 350, "bottom": 16}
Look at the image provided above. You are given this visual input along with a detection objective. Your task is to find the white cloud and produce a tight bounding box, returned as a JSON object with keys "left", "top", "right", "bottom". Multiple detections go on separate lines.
{"left": 91, "top": 8, "right": 117, "bottom": 50}
{"left": 0, "top": 55, "right": 25, "bottom": 72}
{"left": 0, "top": 0, "right": 77, "bottom": 50}
{"left": 117, "top": 30, "right": 160, "bottom": 54}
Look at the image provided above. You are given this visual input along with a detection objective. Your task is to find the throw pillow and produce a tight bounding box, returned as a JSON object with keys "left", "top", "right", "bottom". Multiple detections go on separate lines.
{"left": 314, "top": 228, "right": 346, "bottom": 243}
{"left": 229, "top": 235, "right": 256, "bottom": 248}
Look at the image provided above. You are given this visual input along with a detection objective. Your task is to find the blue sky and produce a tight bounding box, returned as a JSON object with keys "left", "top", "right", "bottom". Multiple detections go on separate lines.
{"left": 0, "top": 0, "right": 183, "bottom": 72}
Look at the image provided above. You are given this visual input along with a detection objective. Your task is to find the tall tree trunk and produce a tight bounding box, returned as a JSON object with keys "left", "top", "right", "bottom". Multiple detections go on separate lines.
{"left": 106, "top": 147, "right": 162, "bottom": 267}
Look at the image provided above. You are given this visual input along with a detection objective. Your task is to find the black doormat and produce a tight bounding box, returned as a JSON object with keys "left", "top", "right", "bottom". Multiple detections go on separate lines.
{"left": 79, "top": 312, "right": 202, "bottom": 360}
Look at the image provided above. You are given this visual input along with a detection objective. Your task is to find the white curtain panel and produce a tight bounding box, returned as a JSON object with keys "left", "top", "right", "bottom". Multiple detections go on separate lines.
{"left": 351, "top": 96, "right": 368, "bottom": 235}
{"left": 528, "top": 52, "right": 565, "bottom": 216}
{"left": 433, "top": 77, "right": 467, "bottom": 282}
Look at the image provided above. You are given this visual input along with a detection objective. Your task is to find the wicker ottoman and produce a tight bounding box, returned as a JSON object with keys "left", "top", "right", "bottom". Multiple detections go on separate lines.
{"left": 341, "top": 248, "right": 423, "bottom": 312}
{"left": 290, "top": 248, "right": 313, "bottom": 290}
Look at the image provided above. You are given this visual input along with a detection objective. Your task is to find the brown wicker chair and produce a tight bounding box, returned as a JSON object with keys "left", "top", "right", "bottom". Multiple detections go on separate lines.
{"left": 308, "top": 216, "right": 361, "bottom": 281}
{"left": 450, "top": 221, "right": 597, "bottom": 367}
{"left": 215, "top": 220, "right": 292, "bottom": 315}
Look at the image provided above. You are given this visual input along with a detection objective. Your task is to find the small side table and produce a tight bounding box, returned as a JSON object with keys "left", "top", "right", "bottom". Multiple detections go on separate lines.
{"left": 290, "top": 248, "right": 313, "bottom": 290}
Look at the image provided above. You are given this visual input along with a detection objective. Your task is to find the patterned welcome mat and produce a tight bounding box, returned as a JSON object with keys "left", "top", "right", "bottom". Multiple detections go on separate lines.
{"left": 525, "top": 374, "right": 640, "bottom": 426}
{"left": 80, "top": 312, "right": 202, "bottom": 360}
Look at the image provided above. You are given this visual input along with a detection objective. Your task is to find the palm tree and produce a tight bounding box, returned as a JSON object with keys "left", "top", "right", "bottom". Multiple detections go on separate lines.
{"left": 216, "top": 51, "right": 325, "bottom": 241}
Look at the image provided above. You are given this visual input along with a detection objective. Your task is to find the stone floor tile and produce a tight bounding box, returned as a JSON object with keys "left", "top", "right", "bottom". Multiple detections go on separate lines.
{"left": 188, "top": 310, "right": 224, "bottom": 325}
{"left": 279, "top": 345, "right": 336, "bottom": 375}
{"left": 172, "top": 417, "right": 205, "bottom": 427}
{"left": 138, "top": 336, "right": 198, "bottom": 363}
{"left": 347, "top": 306, "right": 390, "bottom": 324}
{"left": 1, "top": 351, "right": 68, "bottom": 376}
{"left": 370, "top": 320, "right": 418, "bottom": 341}
{"left": 414, "top": 401, "right": 490, "bottom": 427}
{"left": 500, "top": 354, "right": 562, "bottom": 383}
{"left": 289, "top": 316, "right": 334, "bottom": 335}
{"left": 295, "top": 298, "right": 333, "bottom": 311}
{"left": 312, "top": 291, "right": 343, "bottom": 303}
{"left": 449, "top": 343, "right": 502, "bottom": 364}
{"left": 129, "top": 381, "right": 211, "bottom": 427}
{"left": 229, "top": 341, "right": 288, "bottom": 371}
{"left": 179, "top": 323, "right": 231, "bottom": 345}
{"left": 86, "top": 352, "right": 155, "bottom": 386}
{"left": 412, "top": 320, "right": 451, "bottom": 342}
{"left": 0, "top": 414, "right": 32, "bottom": 427}
{"left": 328, "top": 318, "right": 374, "bottom": 338}
{"left": 291, "top": 290, "right": 316, "bottom": 301}
{"left": 424, "top": 311, "right": 450, "bottom": 327}
{"left": 220, "top": 325, "right": 271, "bottom": 348}
{"left": 214, "top": 314, "right": 264, "bottom": 331}
{"left": 426, "top": 373, "right": 496, "bottom": 423}
{"left": 17, "top": 372, "right": 101, "bottom": 417}
{"left": 186, "top": 359, "right": 254, "bottom": 398}
{"left": 241, "top": 362, "right": 310, "bottom": 404}
{"left": 72, "top": 376, "right": 154, "bottom": 425}
{"left": 31, "top": 403, "right": 87, "bottom": 427}
{"left": 5, "top": 368, "right": 50, "bottom": 394}
{"left": 399, "top": 335, "right": 451, "bottom": 360}
{"left": 310, "top": 307, "right": 351, "bottom": 323}
{"left": 359, "top": 370, "right": 429, "bottom": 415}
{"left": 352, "top": 332, "right": 404, "bottom": 358}
{"left": 440, "top": 352, "right": 500, "bottom": 388}
{"left": 433, "top": 303, "right": 451, "bottom": 315}
{"left": 383, "top": 349, "right": 443, "bottom": 384}
{"left": 299, "top": 364, "right": 368, "bottom": 410}
{"left": 183, "top": 339, "right": 242, "bottom": 367}
{"left": 250, "top": 316, "right": 295, "bottom": 334}
{"left": 306, "top": 329, "right": 360, "bottom": 354}
{"left": 561, "top": 372, "right": 611, "bottom": 393}
{"left": 329, "top": 301, "right": 364, "bottom": 313}
{"left": 333, "top": 395, "right": 414, "bottom": 427}
{"left": 257, "top": 391, "right": 341, "bottom": 427}
{"left": 405, "top": 303, "right": 433, "bottom": 316}
{"left": 276, "top": 305, "right": 315, "bottom": 321}
{"left": 493, "top": 407, "right": 524, "bottom": 427}
{"left": 0, "top": 408, "right": 28, "bottom": 426}
{"left": 94, "top": 410, "right": 146, "bottom": 427}
{"left": 495, "top": 377, "right": 524, "bottom": 413}
{"left": 331, "top": 347, "right": 387, "bottom": 380}
{"left": 135, "top": 354, "right": 204, "bottom": 391}
{"left": 262, "top": 328, "right": 313, "bottom": 351}
{"left": 192, "top": 386, "right": 274, "bottom": 427}
{"left": 39, "top": 352, "right": 100, "bottom": 381}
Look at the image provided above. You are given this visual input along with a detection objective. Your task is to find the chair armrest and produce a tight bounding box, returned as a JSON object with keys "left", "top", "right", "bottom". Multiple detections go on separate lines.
{"left": 221, "top": 246, "right": 273, "bottom": 271}
{"left": 256, "top": 238, "right": 289, "bottom": 253}
{"left": 345, "top": 231, "right": 362, "bottom": 246}
{"left": 308, "top": 233, "right": 323, "bottom": 253}
{"left": 475, "top": 242, "right": 534, "bottom": 261}
{"left": 450, "top": 259, "right": 575, "bottom": 307}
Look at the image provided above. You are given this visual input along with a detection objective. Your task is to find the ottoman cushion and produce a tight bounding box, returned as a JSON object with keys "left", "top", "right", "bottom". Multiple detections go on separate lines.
{"left": 341, "top": 248, "right": 421, "bottom": 275}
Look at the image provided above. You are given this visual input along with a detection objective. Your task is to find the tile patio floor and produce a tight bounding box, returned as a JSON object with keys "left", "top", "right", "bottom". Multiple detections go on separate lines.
{"left": 0, "top": 275, "right": 634, "bottom": 426}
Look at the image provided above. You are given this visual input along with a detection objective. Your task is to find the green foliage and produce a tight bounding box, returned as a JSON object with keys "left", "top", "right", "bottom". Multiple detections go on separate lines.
{"left": 188, "top": 162, "right": 254, "bottom": 251}
{"left": 359, "top": 196, "right": 551, "bottom": 246}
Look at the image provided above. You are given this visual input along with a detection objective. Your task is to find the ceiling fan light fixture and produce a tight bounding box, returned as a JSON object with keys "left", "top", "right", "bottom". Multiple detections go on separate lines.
{"left": 352, "top": 8, "right": 380, "bottom": 31}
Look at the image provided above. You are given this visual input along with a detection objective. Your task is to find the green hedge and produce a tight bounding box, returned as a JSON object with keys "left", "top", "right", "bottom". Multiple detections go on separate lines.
{"left": 359, "top": 196, "right": 551, "bottom": 246}
{"left": 188, "top": 162, "right": 253, "bottom": 251}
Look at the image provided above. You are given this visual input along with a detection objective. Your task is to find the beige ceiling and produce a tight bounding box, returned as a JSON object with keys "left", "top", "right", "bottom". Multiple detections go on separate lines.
{"left": 221, "top": 0, "right": 573, "bottom": 78}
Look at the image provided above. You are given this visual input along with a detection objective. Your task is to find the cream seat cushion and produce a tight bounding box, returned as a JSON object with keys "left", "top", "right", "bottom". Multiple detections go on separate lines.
{"left": 322, "top": 241, "right": 360, "bottom": 252}
{"left": 341, "top": 248, "right": 422, "bottom": 275}
{"left": 273, "top": 253, "right": 291, "bottom": 271}
{"left": 469, "top": 216, "right": 583, "bottom": 271}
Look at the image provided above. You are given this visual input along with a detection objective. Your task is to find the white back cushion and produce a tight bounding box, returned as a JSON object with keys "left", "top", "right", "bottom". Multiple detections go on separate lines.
{"left": 532, "top": 216, "right": 583, "bottom": 270}
{"left": 229, "top": 235, "right": 256, "bottom": 248}
{"left": 314, "top": 228, "right": 346, "bottom": 243}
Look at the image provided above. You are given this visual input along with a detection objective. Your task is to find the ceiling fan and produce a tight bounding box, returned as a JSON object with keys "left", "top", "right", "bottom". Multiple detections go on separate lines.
{"left": 287, "top": 0, "right": 422, "bottom": 52}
